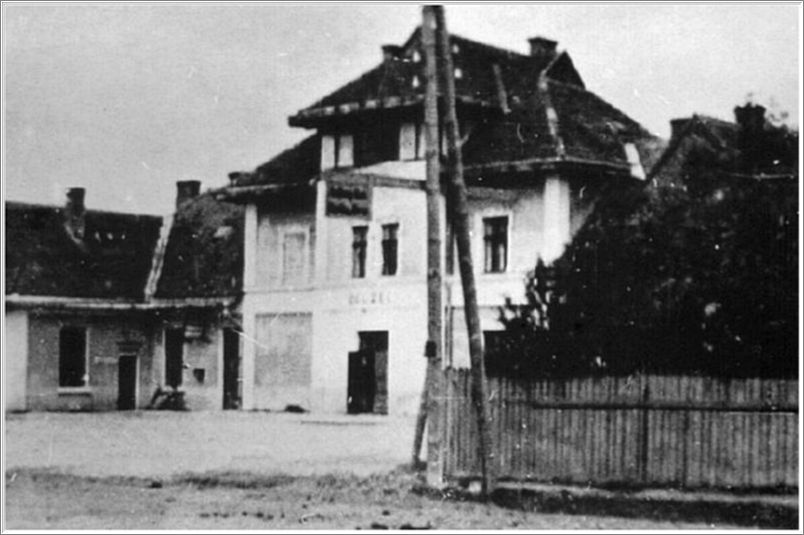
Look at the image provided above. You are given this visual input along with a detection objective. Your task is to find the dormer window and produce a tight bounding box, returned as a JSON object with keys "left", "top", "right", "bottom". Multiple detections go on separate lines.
{"left": 321, "top": 133, "right": 354, "bottom": 171}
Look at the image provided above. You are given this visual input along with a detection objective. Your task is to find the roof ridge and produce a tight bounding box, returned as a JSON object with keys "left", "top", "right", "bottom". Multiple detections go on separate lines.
{"left": 4, "top": 200, "right": 162, "bottom": 219}
{"left": 401, "top": 25, "right": 530, "bottom": 60}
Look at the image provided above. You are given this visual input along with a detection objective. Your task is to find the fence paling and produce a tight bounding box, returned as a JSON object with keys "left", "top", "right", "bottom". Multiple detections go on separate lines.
{"left": 443, "top": 368, "right": 798, "bottom": 489}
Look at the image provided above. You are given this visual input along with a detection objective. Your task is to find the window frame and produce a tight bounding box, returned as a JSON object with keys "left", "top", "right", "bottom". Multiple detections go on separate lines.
{"left": 279, "top": 226, "right": 310, "bottom": 287}
{"left": 352, "top": 225, "right": 369, "bottom": 279}
{"left": 58, "top": 325, "right": 89, "bottom": 391}
{"left": 482, "top": 214, "right": 510, "bottom": 274}
{"left": 380, "top": 222, "right": 400, "bottom": 276}
{"left": 321, "top": 132, "right": 355, "bottom": 171}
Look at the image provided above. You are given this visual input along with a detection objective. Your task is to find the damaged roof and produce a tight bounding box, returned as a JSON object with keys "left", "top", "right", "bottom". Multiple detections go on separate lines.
{"left": 289, "top": 28, "right": 584, "bottom": 127}
{"left": 5, "top": 202, "right": 162, "bottom": 300}
{"left": 463, "top": 79, "right": 662, "bottom": 171}
{"left": 229, "top": 27, "right": 661, "bottom": 190}
{"left": 154, "top": 192, "right": 244, "bottom": 300}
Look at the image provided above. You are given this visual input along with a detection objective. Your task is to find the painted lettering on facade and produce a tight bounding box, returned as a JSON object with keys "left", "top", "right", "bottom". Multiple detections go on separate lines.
{"left": 348, "top": 290, "right": 391, "bottom": 306}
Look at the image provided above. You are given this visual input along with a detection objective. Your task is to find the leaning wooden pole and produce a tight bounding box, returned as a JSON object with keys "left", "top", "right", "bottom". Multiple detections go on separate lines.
{"left": 434, "top": 5, "right": 495, "bottom": 497}
{"left": 412, "top": 5, "right": 444, "bottom": 487}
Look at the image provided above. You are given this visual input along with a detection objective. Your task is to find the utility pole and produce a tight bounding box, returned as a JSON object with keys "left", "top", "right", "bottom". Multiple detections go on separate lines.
{"left": 434, "top": 5, "right": 495, "bottom": 498}
{"left": 412, "top": 4, "right": 444, "bottom": 488}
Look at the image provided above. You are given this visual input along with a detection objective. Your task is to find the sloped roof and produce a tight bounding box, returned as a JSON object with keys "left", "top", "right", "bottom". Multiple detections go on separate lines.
{"left": 228, "top": 134, "right": 320, "bottom": 188}
{"left": 648, "top": 112, "right": 798, "bottom": 183}
{"left": 5, "top": 202, "right": 162, "bottom": 300}
{"left": 462, "top": 79, "right": 660, "bottom": 170}
{"left": 290, "top": 28, "right": 585, "bottom": 126}
{"left": 154, "top": 193, "right": 244, "bottom": 299}
{"left": 231, "top": 29, "right": 659, "bottom": 190}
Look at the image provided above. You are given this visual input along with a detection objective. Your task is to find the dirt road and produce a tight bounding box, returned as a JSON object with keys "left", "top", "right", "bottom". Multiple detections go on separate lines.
{"left": 5, "top": 411, "right": 413, "bottom": 477}
{"left": 2, "top": 411, "right": 754, "bottom": 529}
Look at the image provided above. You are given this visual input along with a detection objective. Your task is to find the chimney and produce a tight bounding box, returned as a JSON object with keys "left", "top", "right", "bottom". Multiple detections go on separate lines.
{"left": 734, "top": 103, "right": 766, "bottom": 137}
{"left": 734, "top": 103, "right": 767, "bottom": 171}
{"left": 670, "top": 118, "right": 693, "bottom": 140}
{"left": 176, "top": 180, "right": 201, "bottom": 209}
{"left": 381, "top": 44, "right": 403, "bottom": 62}
{"left": 64, "top": 187, "right": 86, "bottom": 240}
{"left": 528, "top": 36, "right": 558, "bottom": 59}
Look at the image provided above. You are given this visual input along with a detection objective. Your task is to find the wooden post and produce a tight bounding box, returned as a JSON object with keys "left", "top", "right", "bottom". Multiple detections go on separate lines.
{"left": 434, "top": 5, "right": 495, "bottom": 498}
{"left": 411, "top": 4, "right": 445, "bottom": 488}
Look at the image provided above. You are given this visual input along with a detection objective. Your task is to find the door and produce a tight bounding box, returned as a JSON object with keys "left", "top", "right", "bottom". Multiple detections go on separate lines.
{"left": 347, "top": 350, "right": 375, "bottom": 414}
{"left": 347, "top": 331, "right": 389, "bottom": 415}
{"left": 222, "top": 328, "right": 240, "bottom": 409}
{"left": 165, "top": 328, "right": 184, "bottom": 389}
{"left": 117, "top": 355, "right": 137, "bottom": 410}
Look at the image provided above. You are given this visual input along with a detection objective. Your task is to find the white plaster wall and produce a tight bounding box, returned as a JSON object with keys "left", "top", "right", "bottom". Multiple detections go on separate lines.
{"left": 311, "top": 282, "right": 428, "bottom": 415}
{"left": 4, "top": 309, "right": 28, "bottom": 411}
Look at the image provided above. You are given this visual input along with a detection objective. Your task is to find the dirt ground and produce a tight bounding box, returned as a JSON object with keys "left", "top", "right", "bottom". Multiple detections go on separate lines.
{"left": 3, "top": 411, "right": 746, "bottom": 530}
{"left": 4, "top": 411, "right": 412, "bottom": 477}
{"left": 4, "top": 468, "right": 741, "bottom": 530}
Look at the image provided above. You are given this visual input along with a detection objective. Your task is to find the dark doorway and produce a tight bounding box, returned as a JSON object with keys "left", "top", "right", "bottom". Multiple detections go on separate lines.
{"left": 347, "top": 331, "right": 388, "bottom": 415}
{"left": 117, "top": 355, "right": 137, "bottom": 410}
{"left": 165, "top": 328, "right": 184, "bottom": 388}
{"left": 222, "top": 328, "right": 240, "bottom": 409}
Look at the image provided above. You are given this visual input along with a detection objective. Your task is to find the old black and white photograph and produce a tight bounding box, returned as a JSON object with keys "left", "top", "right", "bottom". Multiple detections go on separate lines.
{"left": 2, "top": 1, "right": 801, "bottom": 531}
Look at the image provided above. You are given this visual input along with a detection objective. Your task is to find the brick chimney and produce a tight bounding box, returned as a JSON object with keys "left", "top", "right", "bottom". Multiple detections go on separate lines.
{"left": 381, "top": 44, "right": 403, "bottom": 62}
{"left": 734, "top": 103, "right": 766, "bottom": 138}
{"left": 64, "top": 187, "right": 86, "bottom": 240}
{"left": 176, "top": 180, "right": 201, "bottom": 209}
{"left": 734, "top": 103, "right": 767, "bottom": 172}
{"left": 528, "top": 36, "right": 558, "bottom": 59}
{"left": 669, "top": 118, "right": 693, "bottom": 140}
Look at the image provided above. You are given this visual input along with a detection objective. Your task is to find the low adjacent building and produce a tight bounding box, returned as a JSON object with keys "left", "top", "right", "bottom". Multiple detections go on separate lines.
{"left": 5, "top": 189, "right": 163, "bottom": 411}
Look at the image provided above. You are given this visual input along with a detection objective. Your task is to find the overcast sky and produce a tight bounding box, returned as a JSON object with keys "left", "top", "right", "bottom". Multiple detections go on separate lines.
{"left": 3, "top": 2, "right": 801, "bottom": 215}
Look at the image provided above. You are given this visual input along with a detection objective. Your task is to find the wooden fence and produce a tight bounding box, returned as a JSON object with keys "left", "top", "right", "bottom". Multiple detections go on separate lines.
{"left": 442, "top": 368, "right": 798, "bottom": 489}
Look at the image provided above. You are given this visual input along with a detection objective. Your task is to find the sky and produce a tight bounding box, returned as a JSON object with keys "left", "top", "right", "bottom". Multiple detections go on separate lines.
{"left": 3, "top": 2, "right": 801, "bottom": 215}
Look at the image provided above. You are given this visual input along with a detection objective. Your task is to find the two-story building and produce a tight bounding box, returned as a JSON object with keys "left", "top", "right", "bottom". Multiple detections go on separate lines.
{"left": 221, "top": 28, "right": 663, "bottom": 415}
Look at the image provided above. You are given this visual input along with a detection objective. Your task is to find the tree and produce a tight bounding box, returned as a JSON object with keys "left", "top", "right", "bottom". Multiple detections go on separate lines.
{"left": 492, "top": 109, "right": 798, "bottom": 379}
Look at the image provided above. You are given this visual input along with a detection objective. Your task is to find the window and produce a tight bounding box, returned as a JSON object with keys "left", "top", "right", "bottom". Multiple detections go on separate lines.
{"left": 352, "top": 226, "right": 368, "bottom": 278}
{"left": 483, "top": 216, "right": 508, "bottom": 273}
{"left": 59, "top": 327, "right": 87, "bottom": 388}
{"left": 282, "top": 231, "right": 307, "bottom": 286}
{"left": 321, "top": 133, "right": 354, "bottom": 170}
{"left": 381, "top": 224, "right": 399, "bottom": 276}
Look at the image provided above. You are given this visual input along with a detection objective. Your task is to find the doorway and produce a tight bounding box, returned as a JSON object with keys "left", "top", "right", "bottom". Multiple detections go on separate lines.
{"left": 117, "top": 355, "right": 137, "bottom": 410}
{"left": 222, "top": 328, "right": 240, "bottom": 409}
{"left": 165, "top": 328, "right": 184, "bottom": 388}
{"left": 347, "top": 331, "right": 388, "bottom": 415}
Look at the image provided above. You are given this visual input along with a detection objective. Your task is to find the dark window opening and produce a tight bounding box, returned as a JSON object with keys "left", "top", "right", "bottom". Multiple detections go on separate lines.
{"left": 355, "top": 122, "right": 399, "bottom": 167}
{"left": 165, "top": 328, "right": 184, "bottom": 389}
{"left": 352, "top": 226, "right": 368, "bottom": 278}
{"left": 59, "top": 327, "right": 87, "bottom": 387}
{"left": 483, "top": 216, "right": 508, "bottom": 273}
{"left": 381, "top": 223, "right": 399, "bottom": 276}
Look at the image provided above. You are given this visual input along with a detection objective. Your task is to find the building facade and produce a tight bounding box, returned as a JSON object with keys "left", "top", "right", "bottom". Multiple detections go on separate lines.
{"left": 223, "top": 28, "right": 661, "bottom": 415}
